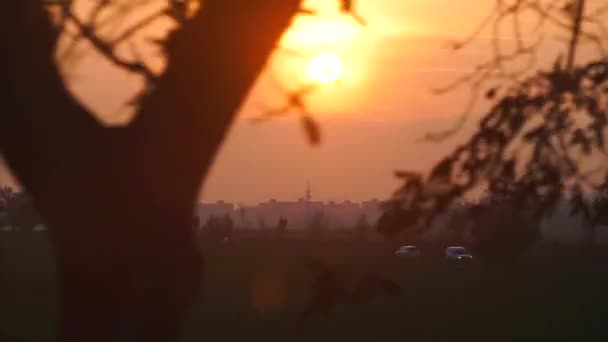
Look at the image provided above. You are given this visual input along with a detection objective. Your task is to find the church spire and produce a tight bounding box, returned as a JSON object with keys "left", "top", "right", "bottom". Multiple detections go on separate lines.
{"left": 305, "top": 180, "right": 311, "bottom": 202}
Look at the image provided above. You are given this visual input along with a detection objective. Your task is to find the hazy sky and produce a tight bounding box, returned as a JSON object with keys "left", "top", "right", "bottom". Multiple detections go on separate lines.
{"left": 1, "top": 0, "right": 597, "bottom": 204}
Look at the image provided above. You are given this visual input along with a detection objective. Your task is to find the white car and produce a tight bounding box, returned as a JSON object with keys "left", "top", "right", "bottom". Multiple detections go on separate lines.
{"left": 395, "top": 245, "right": 421, "bottom": 258}
{"left": 445, "top": 246, "right": 473, "bottom": 261}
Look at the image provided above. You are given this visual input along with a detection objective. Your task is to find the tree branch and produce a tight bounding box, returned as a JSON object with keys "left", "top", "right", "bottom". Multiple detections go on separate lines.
{"left": 567, "top": 0, "right": 586, "bottom": 71}
{"left": 110, "top": 7, "right": 170, "bottom": 46}
{"left": 0, "top": 2, "right": 108, "bottom": 199}
{"left": 64, "top": 9, "right": 157, "bottom": 81}
{"left": 125, "top": 0, "right": 303, "bottom": 203}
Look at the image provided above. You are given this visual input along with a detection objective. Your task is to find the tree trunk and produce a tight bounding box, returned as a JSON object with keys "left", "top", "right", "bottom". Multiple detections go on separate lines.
{"left": 52, "top": 205, "right": 202, "bottom": 342}
{"left": 39, "top": 137, "right": 206, "bottom": 342}
{"left": 2, "top": 1, "right": 302, "bottom": 341}
{"left": 583, "top": 221, "right": 597, "bottom": 258}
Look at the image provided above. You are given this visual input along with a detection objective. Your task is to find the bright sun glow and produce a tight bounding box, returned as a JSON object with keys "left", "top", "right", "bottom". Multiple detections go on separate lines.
{"left": 308, "top": 52, "right": 343, "bottom": 84}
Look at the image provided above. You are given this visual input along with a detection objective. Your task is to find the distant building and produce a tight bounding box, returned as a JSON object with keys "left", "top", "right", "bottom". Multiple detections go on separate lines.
{"left": 195, "top": 182, "right": 388, "bottom": 230}
{"left": 195, "top": 197, "right": 384, "bottom": 231}
{"left": 196, "top": 200, "right": 234, "bottom": 224}
{"left": 193, "top": 195, "right": 608, "bottom": 245}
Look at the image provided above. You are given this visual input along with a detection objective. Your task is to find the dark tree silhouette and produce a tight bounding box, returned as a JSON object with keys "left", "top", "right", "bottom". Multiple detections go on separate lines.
{"left": 355, "top": 214, "right": 370, "bottom": 239}
{"left": 257, "top": 214, "right": 268, "bottom": 231}
{"left": 0, "top": 188, "right": 44, "bottom": 230}
{"left": 202, "top": 214, "right": 234, "bottom": 242}
{"left": 0, "top": 186, "right": 15, "bottom": 211}
{"left": 276, "top": 216, "right": 288, "bottom": 239}
{"left": 221, "top": 213, "right": 235, "bottom": 240}
{"left": 379, "top": 0, "right": 608, "bottom": 246}
{"left": 308, "top": 209, "right": 328, "bottom": 238}
{"left": 467, "top": 184, "right": 542, "bottom": 262}
{"left": 192, "top": 215, "right": 200, "bottom": 231}
{"left": 301, "top": 260, "right": 351, "bottom": 319}
{"left": 301, "top": 260, "right": 401, "bottom": 319}
{"left": 570, "top": 182, "right": 608, "bottom": 253}
{"left": 4, "top": 192, "right": 45, "bottom": 231}
{"left": 338, "top": 0, "right": 367, "bottom": 26}
{"left": 2, "top": 1, "right": 302, "bottom": 341}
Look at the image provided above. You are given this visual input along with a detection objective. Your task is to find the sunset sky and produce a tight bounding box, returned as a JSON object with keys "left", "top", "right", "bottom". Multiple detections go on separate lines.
{"left": 1, "top": 0, "right": 599, "bottom": 204}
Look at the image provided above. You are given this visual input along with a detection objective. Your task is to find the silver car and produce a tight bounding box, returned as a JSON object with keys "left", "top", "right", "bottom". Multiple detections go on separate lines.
{"left": 395, "top": 245, "right": 421, "bottom": 258}
{"left": 445, "top": 246, "right": 473, "bottom": 261}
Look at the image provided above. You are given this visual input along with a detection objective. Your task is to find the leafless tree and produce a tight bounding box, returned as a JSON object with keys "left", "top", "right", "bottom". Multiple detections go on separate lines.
{"left": 2, "top": 1, "right": 304, "bottom": 341}
{"left": 380, "top": 0, "right": 608, "bottom": 247}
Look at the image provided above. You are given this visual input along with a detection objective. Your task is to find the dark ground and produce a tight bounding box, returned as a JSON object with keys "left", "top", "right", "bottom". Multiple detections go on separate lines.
{"left": 1, "top": 231, "right": 608, "bottom": 341}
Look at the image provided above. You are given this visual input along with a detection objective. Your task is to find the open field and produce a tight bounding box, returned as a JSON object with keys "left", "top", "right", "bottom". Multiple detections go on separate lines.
{"left": 1, "top": 231, "right": 608, "bottom": 341}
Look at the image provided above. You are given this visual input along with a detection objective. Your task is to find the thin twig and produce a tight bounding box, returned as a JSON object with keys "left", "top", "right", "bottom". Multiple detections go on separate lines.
{"left": 64, "top": 9, "right": 157, "bottom": 81}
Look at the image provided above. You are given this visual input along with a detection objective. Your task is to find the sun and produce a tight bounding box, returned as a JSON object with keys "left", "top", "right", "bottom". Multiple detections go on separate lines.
{"left": 307, "top": 52, "right": 343, "bottom": 84}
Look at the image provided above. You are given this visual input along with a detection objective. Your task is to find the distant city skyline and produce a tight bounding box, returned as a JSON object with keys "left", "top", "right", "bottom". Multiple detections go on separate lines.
{"left": 198, "top": 197, "right": 384, "bottom": 206}
{"left": 198, "top": 180, "right": 386, "bottom": 206}
{"left": 196, "top": 196, "right": 383, "bottom": 230}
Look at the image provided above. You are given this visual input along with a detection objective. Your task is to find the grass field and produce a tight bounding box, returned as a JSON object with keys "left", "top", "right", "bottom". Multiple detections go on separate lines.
{"left": 1, "top": 231, "right": 608, "bottom": 341}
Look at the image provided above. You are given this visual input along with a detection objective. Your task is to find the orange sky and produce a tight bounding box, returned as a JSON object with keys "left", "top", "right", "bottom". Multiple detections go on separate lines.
{"left": 1, "top": 0, "right": 600, "bottom": 204}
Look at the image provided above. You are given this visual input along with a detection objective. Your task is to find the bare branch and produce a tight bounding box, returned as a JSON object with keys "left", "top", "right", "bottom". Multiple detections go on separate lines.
{"left": 389, "top": 57, "right": 608, "bottom": 235}
{"left": 110, "top": 8, "right": 170, "bottom": 45}
{"left": 567, "top": 0, "right": 587, "bottom": 70}
{"left": 64, "top": 9, "right": 157, "bottom": 81}
{"left": 126, "top": 0, "right": 304, "bottom": 185}
{"left": 1, "top": 2, "right": 107, "bottom": 196}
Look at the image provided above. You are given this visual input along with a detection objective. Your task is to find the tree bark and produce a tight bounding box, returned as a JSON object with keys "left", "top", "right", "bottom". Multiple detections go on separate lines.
{"left": 1, "top": 1, "right": 301, "bottom": 341}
